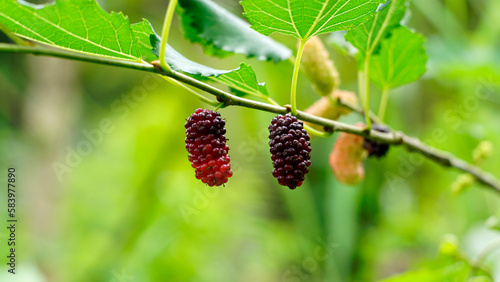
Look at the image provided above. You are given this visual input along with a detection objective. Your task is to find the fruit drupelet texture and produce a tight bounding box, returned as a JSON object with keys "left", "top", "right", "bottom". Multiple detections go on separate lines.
{"left": 268, "top": 114, "right": 312, "bottom": 189}
{"left": 363, "top": 124, "right": 390, "bottom": 158}
{"left": 185, "top": 109, "right": 233, "bottom": 186}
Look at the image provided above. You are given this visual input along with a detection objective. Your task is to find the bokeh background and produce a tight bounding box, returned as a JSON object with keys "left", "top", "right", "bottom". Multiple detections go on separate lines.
{"left": 1, "top": 0, "right": 500, "bottom": 281}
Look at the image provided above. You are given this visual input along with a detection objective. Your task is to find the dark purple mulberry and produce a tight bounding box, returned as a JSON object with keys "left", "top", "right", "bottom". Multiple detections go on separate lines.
{"left": 268, "top": 114, "right": 312, "bottom": 189}
{"left": 364, "top": 124, "right": 390, "bottom": 158}
{"left": 185, "top": 109, "right": 233, "bottom": 186}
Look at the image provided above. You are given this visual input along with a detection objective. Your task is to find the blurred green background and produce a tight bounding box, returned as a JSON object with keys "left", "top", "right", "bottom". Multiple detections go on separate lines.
{"left": 1, "top": 0, "right": 500, "bottom": 281}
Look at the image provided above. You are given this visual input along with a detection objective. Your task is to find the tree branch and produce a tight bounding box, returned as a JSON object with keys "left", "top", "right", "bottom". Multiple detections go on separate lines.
{"left": 1, "top": 43, "right": 499, "bottom": 193}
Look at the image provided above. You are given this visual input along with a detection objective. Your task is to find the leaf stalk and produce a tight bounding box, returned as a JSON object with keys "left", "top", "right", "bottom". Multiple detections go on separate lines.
{"left": 378, "top": 86, "right": 390, "bottom": 121}
{"left": 362, "top": 55, "right": 372, "bottom": 129}
{"left": 159, "top": 0, "right": 178, "bottom": 73}
{"left": 290, "top": 39, "right": 307, "bottom": 115}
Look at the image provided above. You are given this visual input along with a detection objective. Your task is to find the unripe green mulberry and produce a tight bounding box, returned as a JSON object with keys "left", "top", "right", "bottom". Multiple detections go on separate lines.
{"left": 301, "top": 36, "right": 341, "bottom": 96}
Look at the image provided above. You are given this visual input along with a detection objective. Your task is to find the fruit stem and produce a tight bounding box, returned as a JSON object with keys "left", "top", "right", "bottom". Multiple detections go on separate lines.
{"left": 159, "top": 0, "right": 178, "bottom": 73}
{"left": 290, "top": 39, "right": 307, "bottom": 115}
{"left": 304, "top": 124, "right": 334, "bottom": 138}
{"left": 378, "top": 86, "right": 390, "bottom": 121}
{"left": 214, "top": 101, "right": 225, "bottom": 111}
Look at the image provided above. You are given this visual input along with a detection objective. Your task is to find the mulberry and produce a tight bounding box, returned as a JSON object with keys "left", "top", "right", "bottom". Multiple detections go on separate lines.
{"left": 301, "top": 36, "right": 341, "bottom": 96}
{"left": 363, "top": 125, "right": 390, "bottom": 158}
{"left": 268, "top": 114, "right": 312, "bottom": 189}
{"left": 185, "top": 109, "right": 233, "bottom": 186}
{"left": 330, "top": 128, "right": 367, "bottom": 185}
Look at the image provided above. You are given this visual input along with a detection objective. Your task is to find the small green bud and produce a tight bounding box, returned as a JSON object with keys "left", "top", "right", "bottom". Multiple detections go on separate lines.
{"left": 438, "top": 234, "right": 460, "bottom": 257}
{"left": 451, "top": 174, "right": 475, "bottom": 195}
{"left": 473, "top": 141, "right": 493, "bottom": 164}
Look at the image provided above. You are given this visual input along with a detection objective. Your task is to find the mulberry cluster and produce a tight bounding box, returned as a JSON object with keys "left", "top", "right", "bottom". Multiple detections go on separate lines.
{"left": 268, "top": 114, "right": 312, "bottom": 189}
{"left": 185, "top": 109, "right": 232, "bottom": 186}
{"left": 363, "top": 124, "right": 390, "bottom": 158}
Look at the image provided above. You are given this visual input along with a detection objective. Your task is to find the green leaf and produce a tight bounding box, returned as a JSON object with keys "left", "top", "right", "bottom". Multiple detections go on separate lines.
{"left": 131, "top": 19, "right": 161, "bottom": 62}
{"left": 344, "top": 0, "right": 427, "bottom": 88}
{"left": 176, "top": 0, "right": 291, "bottom": 62}
{"left": 370, "top": 27, "right": 427, "bottom": 89}
{"left": 137, "top": 19, "right": 268, "bottom": 97}
{"left": 345, "top": 0, "right": 408, "bottom": 59}
{"left": 0, "top": 0, "right": 142, "bottom": 61}
{"left": 240, "top": 0, "right": 384, "bottom": 40}
{"left": 219, "top": 64, "right": 269, "bottom": 97}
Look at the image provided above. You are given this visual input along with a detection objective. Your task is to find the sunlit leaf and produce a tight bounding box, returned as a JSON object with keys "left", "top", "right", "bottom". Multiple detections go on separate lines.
{"left": 0, "top": 0, "right": 142, "bottom": 61}
{"left": 240, "top": 0, "right": 383, "bottom": 40}
{"left": 221, "top": 64, "right": 269, "bottom": 97}
{"left": 345, "top": 0, "right": 408, "bottom": 60}
{"left": 370, "top": 27, "right": 427, "bottom": 89}
{"left": 131, "top": 19, "right": 161, "bottom": 62}
{"left": 177, "top": 0, "right": 291, "bottom": 62}
{"left": 344, "top": 0, "right": 427, "bottom": 88}
{"left": 135, "top": 19, "right": 269, "bottom": 97}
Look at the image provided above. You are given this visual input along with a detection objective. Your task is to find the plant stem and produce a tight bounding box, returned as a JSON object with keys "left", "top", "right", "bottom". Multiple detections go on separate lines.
{"left": 327, "top": 96, "right": 382, "bottom": 125}
{"left": 362, "top": 55, "right": 372, "bottom": 129}
{"left": 159, "top": 0, "right": 178, "bottom": 73}
{"left": 290, "top": 39, "right": 307, "bottom": 115}
{"left": 160, "top": 76, "right": 219, "bottom": 106}
{"left": 361, "top": 0, "right": 400, "bottom": 128}
{"left": 303, "top": 124, "right": 334, "bottom": 137}
{"left": 0, "top": 43, "right": 154, "bottom": 70}
{"left": 214, "top": 101, "right": 225, "bottom": 111}
{"left": 1, "top": 43, "right": 500, "bottom": 194}
{"left": 378, "top": 86, "right": 390, "bottom": 121}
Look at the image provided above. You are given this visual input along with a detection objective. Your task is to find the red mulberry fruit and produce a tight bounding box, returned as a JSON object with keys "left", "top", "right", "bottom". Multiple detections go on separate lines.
{"left": 185, "top": 109, "right": 233, "bottom": 186}
{"left": 268, "top": 114, "right": 312, "bottom": 189}
{"left": 363, "top": 125, "right": 390, "bottom": 158}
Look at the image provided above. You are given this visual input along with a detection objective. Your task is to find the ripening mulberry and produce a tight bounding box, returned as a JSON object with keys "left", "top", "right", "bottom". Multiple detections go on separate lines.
{"left": 268, "top": 114, "right": 312, "bottom": 189}
{"left": 363, "top": 125, "right": 390, "bottom": 158}
{"left": 330, "top": 128, "right": 367, "bottom": 185}
{"left": 185, "top": 109, "right": 233, "bottom": 186}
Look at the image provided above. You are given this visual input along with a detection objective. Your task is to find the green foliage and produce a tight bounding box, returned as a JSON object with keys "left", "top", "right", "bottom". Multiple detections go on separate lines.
{"left": 1, "top": 0, "right": 499, "bottom": 281}
{"left": 142, "top": 20, "right": 269, "bottom": 97}
{"left": 176, "top": 0, "right": 291, "bottom": 62}
{"left": 217, "top": 64, "right": 269, "bottom": 97}
{"left": 0, "top": 0, "right": 143, "bottom": 61}
{"left": 131, "top": 19, "right": 161, "bottom": 62}
{"left": 0, "top": 0, "right": 270, "bottom": 97}
{"left": 345, "top": 0, "right": 408, "bottom": 61}
{"left": 241, "top": 0, "right": 383, "bottom": 40}
{"left": 370, "top": 27, "right": 427, "bottom": 89}
{"left": 345, "top": 0, "right": 427, "bottom": 89}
